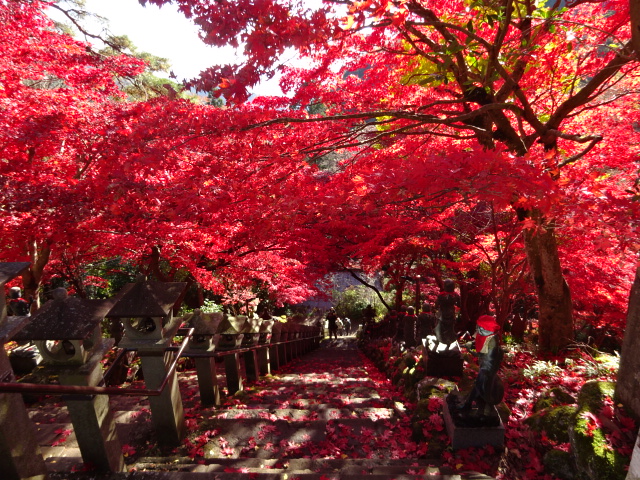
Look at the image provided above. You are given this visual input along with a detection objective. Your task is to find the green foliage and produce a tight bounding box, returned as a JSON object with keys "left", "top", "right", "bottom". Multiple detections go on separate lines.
{"left": 332, "top": 285, "right": 379, "bottom": 323}
{"left": 179, "top": 298, "right": 222, "bottom": 316}
{"left": 98, "top": 35, "right": 188, "bottom": 101}
{"left": 522, "top": 360, "right": 564, "bottom": 379}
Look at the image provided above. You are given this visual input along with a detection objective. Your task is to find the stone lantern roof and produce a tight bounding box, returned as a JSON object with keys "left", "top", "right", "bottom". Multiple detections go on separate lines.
{"left": 0, "top": 262, "right": 30, "bottom": 286}
{"left": 13, "top": 289, "right": 112, "bottom": 341}
{"left": 106, "top": 280, "right": 187, "bottom": 318}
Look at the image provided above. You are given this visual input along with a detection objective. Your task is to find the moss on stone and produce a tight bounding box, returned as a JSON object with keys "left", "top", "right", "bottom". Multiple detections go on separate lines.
{"left": 533, "top": 397, "right": 555, "bottom": 413}
{"left": 570, "top": 380, "right": 629, "bottom": 480}
{"left": 525, "top": 405, "right": 577, "bottom": 443}
{"left": 416, "top": 377, "right": 457, "bottom": 401}
{"left": 577, "top": 380, "right": 615, "bottom": 412}
{"left": 533, "top": 386, "right": 576, "bottom": 412}
{"left": 551, "top": 387, "right": 577, "bottom": 405}
{"left": 571, "top": 412, "right": 628, "bottom": 480}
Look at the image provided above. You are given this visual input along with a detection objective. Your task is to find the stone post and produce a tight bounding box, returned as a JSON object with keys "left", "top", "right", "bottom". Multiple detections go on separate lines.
{"left": 0, "top": 334, "right": 48, "bottom": 480}
{"left": 258, "top": 347, "right": 271, "bottom": 376}
{"left": 138, "top": 349, "right": 185, "bottom": 446}
{"left": 182, "top": 310, "right": 223, "bottom": 407}
{"left": 224, "top": 352, "right": 243, "bottom": 395}
{"left": 194, "top": 357, "right": 220, "bottom": 407}
{"left": 57, "top": 340, "right": 124, "bottom": 472}
{"left": 243, "top": 349, "right": 260, "bottom": 383}
{"left": 0, "top": 262, "right": 47, "bottom": 480}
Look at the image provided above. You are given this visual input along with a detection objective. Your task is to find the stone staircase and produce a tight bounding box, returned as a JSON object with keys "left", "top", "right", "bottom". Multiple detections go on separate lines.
{"left": 29, "top": 337, "right": 494, "bottom": 480}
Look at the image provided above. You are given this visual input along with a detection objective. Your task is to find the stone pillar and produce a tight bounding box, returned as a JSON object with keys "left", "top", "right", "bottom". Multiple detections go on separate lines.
{"left": 139, "top": 350, "right": 185, "bottom": 447}
{"left": 0, "top": 346, "right": 48, "bottom": 480}
{"left": 194, "top": 357, "right": 220, "bottom": 407}
{"left": 269, "top": 344, "right": 280, "bottom": 372}
{"left": 258, "top": 347, "right": 270, "bottom": 376}
{"left": 224, "top": 353, "right": 243, "bottom": 395}
{"left": 57, "top": 340, "right": 124, "bottom": 472}
{"left": 243, "top": 350, "right": 260, "bottom": 383}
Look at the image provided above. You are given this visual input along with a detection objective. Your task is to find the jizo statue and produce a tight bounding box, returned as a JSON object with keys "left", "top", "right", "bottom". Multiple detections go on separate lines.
{"left": 460, "top": 314, "right": 505, "bottom": 423}
{"left": 434, "top": 279, "right": 461, "bottom": 349}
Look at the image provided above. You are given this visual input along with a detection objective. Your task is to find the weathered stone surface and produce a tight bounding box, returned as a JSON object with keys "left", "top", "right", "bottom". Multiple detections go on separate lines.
{"left": 525, "top": 405, "right": 577, "bottom": 443}
{"left": 0, "top": 347, "right": 48, "bottom": 480}
{"left": 443, "top": 394, "right": 505, "bottom": 450}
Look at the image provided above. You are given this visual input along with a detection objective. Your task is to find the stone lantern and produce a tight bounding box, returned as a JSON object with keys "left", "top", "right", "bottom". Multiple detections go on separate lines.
{"left": 214, "top": 315, "right": 248, "bottom": 395}
{"left": 182, "top": 309, "right": 223, "bottom": 406}
{"left": 107, "top": 279, "right": 186, "bottom": 346}
{"left": 0, "top": 262, "right": 48, "bottom": 480}
{"left": 106, "top": 278, "right": 187, "bottom": 447}
{"left": 15, "top": 288, "right": 107, "bottom": 366}
{"left": 12, "top": 287, "right": 124, "bottom": 472}
{"left": 257, "top": 319, "right": 274, "bottom": 376}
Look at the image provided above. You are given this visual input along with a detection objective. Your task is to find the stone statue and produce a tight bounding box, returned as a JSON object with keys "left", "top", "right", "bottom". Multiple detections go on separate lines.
{"left": 434, "top": 279, "right": 460, "bottom": 349}
{"left": 7, "top": 286, "right": 30, "bottom": 316}
{"left": 417, "top": 302, "right": 437, "bottom": 339}
{"left": 459, "top": 314, "right": 505, "bottom": 425}
{"left": 402, "top": 306, "right": 418, "bottom": 348}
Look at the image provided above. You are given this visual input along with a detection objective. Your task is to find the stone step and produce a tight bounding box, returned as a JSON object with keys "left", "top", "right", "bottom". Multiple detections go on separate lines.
{"left": 209, "top": 407, "right": 396, "bottom": 421}
{"left": 48, "top": 473, "right": 488, "bottom": 480}
{"left": 132, "top": 456, "right": 446, "bottom": 473}
{"left": 237, "top": 397, "right": 394, "bottom": 409}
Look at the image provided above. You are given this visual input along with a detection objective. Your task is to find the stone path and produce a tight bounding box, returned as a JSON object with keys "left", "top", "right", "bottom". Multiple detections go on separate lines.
{"left": 29, "top": 336, "right": 494, "bottom": 479}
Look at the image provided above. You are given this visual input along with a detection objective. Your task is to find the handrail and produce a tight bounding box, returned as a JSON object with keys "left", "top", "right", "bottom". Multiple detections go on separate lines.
{"left": 0, "top": 327, "right": 194, "bottom": 397}
{"left": 0, "top": 331, "right": 322, "bottom": 397}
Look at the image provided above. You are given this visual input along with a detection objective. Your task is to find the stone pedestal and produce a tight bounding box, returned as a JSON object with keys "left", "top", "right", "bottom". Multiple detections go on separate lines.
{"left": 279, "top": 330, "right": 289, "bottom": 364}
{"left": 224, "top": 353, "right": 243, "bottom": 395}
{"left": 139, "top": 349, "right": 185, "bottom": 447}
{"left": 269, "top": 344, "right": 280, "bottom": 372}
{"left": 120, "top": 318, "right": 185, "bottom": 447}
{"left": 183, "top": 310, "right": 222, "bottom": 407}
{"left": 443, "top": 393, "right": 505, "bottom": 450}
{"left": 193, "top": 353, "right": 221, "bottom": 407}
{"left": 243, "top": 350, "right": 260, "bottom": 383}
{"left": 0, "top": 319, "right": 48, "bottom": 480}
{"left": 270, "top": 322, "right": 282, "bottom": 372}
{"left": 55, "top": 340, "right": 124, "bottom": 472}
{"left": 258, "top": 347, "right": 271, "bottom": 376}
{"left": 423, "top": 336, "right": 464, "bottom": 377}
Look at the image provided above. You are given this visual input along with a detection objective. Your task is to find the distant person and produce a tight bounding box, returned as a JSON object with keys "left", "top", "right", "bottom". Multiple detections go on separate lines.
{"left": 326, "top": 308, "right": 339, "bottom": 340}
{"left": 343, "top": 317, "right": 351, "bottom": 335}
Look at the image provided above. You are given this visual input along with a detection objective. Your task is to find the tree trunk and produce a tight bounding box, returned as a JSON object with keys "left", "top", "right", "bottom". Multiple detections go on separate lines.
{"left": 21, "top": 239, "right": 51, "bottom": 312}
{"left": 523, "top": 213, "right": 574, "bottom": 352}
{"left": 632, "top": 0, "right": 640, "bottom": 57}
{"left": 615, "top": 263, "right": 640, "bottom": 420}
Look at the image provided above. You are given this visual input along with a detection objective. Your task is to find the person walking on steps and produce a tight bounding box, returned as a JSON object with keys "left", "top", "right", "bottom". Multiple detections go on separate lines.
{"left": 326, "top": 308, "right": 339, "bottom": 340}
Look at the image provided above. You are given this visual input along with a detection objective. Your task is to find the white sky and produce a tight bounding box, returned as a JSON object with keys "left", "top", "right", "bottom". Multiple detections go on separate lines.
{"left": 47, "top": 0, "right": 283, "bottom": 96}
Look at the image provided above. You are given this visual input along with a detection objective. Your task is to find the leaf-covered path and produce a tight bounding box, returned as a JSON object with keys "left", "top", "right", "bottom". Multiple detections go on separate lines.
{"left": 38, "top": 336, "right": 494, "bottom": 479}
